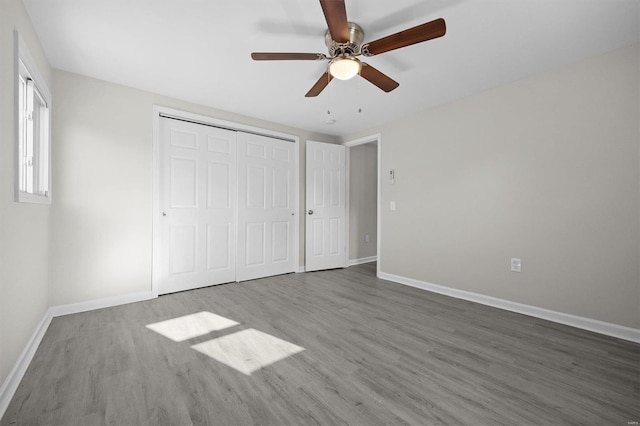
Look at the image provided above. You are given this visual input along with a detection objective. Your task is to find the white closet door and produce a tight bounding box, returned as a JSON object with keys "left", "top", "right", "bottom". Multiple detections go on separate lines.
{"left": 305, "top": 141, "right": 347, "bottom": 272}
{"left": 237, "top": 132, "right": 296, "bottom": 281}
{"left": 157, "top": 117, "right": 237, "bottom": 294}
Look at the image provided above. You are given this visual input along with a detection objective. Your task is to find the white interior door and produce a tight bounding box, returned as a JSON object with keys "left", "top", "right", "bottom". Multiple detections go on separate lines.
{"left": 305, "top": 141, "right": 347, "bottom": 272}
{"left": 236, "top": 132, "right": 296, "bottom": 281}
{"left": 157, "top": 117, "right": 237, "bottom": 294}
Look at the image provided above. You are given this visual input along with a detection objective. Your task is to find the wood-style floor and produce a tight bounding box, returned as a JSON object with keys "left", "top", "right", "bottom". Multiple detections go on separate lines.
{"left": 2, "top": 263, "right": 639, "bottom": 425}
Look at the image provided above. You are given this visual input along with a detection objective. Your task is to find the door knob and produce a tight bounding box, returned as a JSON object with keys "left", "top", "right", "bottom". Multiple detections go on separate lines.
{"left": 307, "top": 210, "right": 314, "bottom": 215}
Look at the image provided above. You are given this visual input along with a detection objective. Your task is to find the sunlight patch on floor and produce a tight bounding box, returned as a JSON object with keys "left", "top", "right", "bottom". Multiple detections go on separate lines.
{"left": 146, "top": 311, "right": 239, "bottom": 342}
{"left": 191, "top": 328, "right": 305, "bottom": 375}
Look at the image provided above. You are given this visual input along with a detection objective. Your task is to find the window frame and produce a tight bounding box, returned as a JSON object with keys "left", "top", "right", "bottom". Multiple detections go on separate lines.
{"left": 14, "top": 30, "right": 52, "bottom": 204}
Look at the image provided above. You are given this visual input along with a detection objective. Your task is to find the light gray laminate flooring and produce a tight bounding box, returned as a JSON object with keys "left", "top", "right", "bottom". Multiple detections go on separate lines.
{"left": 2, "top": 263, "right": 639, "bottom": 425}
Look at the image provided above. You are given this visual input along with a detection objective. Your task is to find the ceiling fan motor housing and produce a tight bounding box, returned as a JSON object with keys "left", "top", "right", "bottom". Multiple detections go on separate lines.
{"left": 325, "top": 22, "right": 364, "bottom": 56}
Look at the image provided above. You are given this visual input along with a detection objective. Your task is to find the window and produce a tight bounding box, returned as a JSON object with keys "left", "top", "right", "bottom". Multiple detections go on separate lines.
{"left": 15, "top": 31, "right": 51, "bottom": 204}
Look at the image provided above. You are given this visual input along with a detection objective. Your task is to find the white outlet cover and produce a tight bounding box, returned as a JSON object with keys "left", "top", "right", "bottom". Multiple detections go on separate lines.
{"left": 511, "top": 258, "right": 522, "bottom": 272}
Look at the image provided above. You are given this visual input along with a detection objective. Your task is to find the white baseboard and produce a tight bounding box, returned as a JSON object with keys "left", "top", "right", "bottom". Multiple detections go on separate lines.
{"left": 0, "top": 291, "right": 157, "bottom": 419}
{"left": 0, "top": 308, "right": 53, "bottom": 420}
{"left": 348, "top": 256, "right": 377, "bottom": 266}
{"left": 49, "top": 291, "right": 156, "bottom": 318}
{"left": 378, "top": 272, "right": 640, "bottom": 343}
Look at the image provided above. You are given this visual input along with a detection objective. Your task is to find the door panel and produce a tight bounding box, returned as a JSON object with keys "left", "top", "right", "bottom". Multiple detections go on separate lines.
{"left": 237, "top": 132, "right": 296, "bottom": 281}
{"left": 170, "top": 158, "right": 197, "bottom": 208}
{"left": 329, "top": 218, "right": 340, "bottom": 254}
{"left": 170, "top": 225, "right": 197, "bottom": 274}
{"left": 207, "top": 162, "right": 230, "bottom": 208}
{"left": 305, "top": 141, "right": 347, "bottom": 272}
{"left": 246, "top": 222, "right": 266, "bottom": 266}
{"left": 208, "top": 135, "right": 231, "bottom": 153}
{"left": 246, "top": 166, "right": 266, "bottom": 208}
{"left": 170, "top": 128, "right": 197, "bottom": 149}
{"left": 272, "top": 221, "right": 290, "bottom": 262}
{"left": 272, "top": 169, "right": 289, "bottom": 208}
{"left": 206, "top": 223, "right": 231, "bottom": 270}
{"left": 158, "top": 117, "right": 237, "bottom": 294}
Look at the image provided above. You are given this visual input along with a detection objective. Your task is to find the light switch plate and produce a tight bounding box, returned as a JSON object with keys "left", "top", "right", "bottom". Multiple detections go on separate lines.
{"left": 390, "top": 201, "right": 396, "bottom": 211}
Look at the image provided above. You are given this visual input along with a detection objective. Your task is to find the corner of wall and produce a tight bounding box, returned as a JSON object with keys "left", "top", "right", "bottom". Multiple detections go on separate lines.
{"left": 0, "top": 0, "right": 52, "bottom": 402}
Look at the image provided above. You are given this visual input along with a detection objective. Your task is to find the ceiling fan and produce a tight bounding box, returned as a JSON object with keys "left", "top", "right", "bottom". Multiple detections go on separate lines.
{"left": 251, "top": 0, "right": 446, "bottom": 97}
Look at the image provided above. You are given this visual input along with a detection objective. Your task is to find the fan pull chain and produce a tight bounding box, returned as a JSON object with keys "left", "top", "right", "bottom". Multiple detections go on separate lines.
{"left": 326, "top": 70, "right": 332, "bottom": 116}
{"left": 357, "top": 67, "right": 362, "bottom": 114}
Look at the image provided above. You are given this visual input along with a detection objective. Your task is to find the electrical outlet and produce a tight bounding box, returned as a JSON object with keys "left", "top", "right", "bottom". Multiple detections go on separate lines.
{"left": 511, "top": 258, "right": 522, "bottom": 272}
{"left": 365, "top": 234, "right": 370, "bottom": 243}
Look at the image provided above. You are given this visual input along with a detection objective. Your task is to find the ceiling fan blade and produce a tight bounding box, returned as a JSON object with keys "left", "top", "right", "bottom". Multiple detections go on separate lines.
{"left": 305, "top": 72, "right": 333, "bottom": 97}
{"left": 362, "top": 18, "right": 446, "bottom": 56}
{"left": 251, "top": 52, "right": 327, "bottom": 61}
{"left": 319, "top": 0, "right": 350, "bottom": 43}
{"left": 360, "top": 63, "right": 399, "bottom": 92}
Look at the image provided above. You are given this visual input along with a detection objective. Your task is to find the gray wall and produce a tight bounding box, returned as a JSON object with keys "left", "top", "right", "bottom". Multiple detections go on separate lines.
{"left": 349, "top": 143, "right": 377, "bottom": 261}
{"left": 50, "top": 70, "right": 337, "bottom": 306}
{"left": 0, "top": 0, "right": 52, "bottom": 387}
{"left": 342, "top": 44, "right": 640, "bottom": 329}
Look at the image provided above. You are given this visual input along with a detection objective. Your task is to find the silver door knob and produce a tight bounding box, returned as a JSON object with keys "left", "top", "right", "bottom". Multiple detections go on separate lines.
{"left": 307, "top": 210, "right": 314, "bottom": 215}
{"left": 162, "top": 212, "right": 167, "bottom": 216}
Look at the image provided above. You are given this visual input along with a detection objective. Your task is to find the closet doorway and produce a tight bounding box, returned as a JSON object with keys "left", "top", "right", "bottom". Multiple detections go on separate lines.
{"left": 153, "top": 109, "right": 298, "bottom": 295}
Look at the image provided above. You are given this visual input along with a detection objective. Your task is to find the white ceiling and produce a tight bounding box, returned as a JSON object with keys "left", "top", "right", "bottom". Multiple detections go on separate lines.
{"left": 22, "top": 0, "right": 640, "bottom": 137}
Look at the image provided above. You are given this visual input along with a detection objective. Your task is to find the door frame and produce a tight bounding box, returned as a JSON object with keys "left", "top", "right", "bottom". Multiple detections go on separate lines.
{"left": 151, "top": 105, "right": 300, "bottom": 296}
{"left": 342, "top": 133, "right": 381, "bottom": 277}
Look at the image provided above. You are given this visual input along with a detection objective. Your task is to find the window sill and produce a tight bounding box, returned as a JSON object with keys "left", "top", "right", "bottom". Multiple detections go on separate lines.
{"left": 17, "top": 192, "right": 51, "bottom": 204}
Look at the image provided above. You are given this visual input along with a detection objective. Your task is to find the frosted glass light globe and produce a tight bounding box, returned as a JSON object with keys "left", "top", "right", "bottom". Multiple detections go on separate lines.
{"left": 329, "top": 57, "right": 361, "bottom": 80}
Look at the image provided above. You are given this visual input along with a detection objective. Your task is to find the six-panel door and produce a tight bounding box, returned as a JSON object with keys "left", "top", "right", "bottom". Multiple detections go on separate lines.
{"left": 236, "top": 132, "right": 296, "bottom": 281}
{"left": 305, "top": 141, "right": 347, "bottom": 272}
{"left": 158, "top": 118, "right": 238, "bottom": 294}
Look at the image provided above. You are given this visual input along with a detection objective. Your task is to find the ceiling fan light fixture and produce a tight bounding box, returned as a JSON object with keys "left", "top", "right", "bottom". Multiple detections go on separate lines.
{"left": 329, "top": 57, "right": 361, "bottom": 80}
